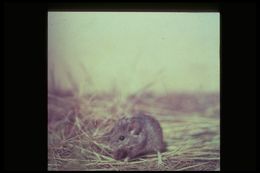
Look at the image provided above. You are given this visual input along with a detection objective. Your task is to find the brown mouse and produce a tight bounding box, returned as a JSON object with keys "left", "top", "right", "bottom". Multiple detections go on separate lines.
{"left": 103, "top": 112, "right": 166, "bottom": 161}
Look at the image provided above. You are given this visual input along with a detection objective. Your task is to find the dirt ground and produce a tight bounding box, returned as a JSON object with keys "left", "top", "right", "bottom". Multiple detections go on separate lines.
{"left": 48, "top": 92, "right": 220, "bottom": 171}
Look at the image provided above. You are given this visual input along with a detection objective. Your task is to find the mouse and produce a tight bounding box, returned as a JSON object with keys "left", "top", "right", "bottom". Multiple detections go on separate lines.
{"left": 102, "top": 112, "right": 166, "bottom": 162}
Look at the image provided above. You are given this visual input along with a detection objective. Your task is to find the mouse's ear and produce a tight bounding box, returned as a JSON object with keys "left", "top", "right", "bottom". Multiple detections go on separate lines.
{"left": 128, "top": 120, "right": 142, "bottom": 135}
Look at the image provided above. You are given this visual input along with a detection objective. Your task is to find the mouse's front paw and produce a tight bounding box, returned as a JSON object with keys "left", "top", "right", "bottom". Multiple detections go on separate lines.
{"left": 113, "top": 149, "right": 128, "bottom": 160}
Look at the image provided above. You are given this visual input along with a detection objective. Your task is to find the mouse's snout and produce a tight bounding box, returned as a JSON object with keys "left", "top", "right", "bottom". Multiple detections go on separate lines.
{"left": 113, "top": 149, "right": 128, "bottom": 160}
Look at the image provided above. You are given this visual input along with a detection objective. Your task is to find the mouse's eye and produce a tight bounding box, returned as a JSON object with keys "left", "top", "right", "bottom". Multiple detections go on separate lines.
{"left": 119, "top": 136, "right": 125, "bottom": 141}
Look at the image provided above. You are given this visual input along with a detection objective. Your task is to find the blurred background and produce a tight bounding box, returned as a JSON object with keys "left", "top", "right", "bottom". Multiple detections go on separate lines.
{"left": 48, "top": 12, "right": 219, "bottom": 97}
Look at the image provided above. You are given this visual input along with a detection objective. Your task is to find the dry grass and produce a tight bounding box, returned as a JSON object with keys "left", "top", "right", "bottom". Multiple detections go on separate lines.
{"left": 48, "top": 91, "right": 220, "bottom": 171}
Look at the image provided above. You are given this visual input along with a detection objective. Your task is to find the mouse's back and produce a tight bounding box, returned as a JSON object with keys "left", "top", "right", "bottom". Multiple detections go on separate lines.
{"left": 133, "top": 113, "right": 166, "bottom": 153}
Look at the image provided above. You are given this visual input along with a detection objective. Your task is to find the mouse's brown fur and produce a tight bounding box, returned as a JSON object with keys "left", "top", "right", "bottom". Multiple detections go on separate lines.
{"left": 103, "top": 112, "right": 166, "bottom": 160}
